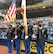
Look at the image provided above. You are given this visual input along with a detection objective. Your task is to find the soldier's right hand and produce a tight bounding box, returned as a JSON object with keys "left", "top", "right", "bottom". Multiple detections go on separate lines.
{"left": 15, "top": 35, "right": 18, "bottom": 39}
{"left": 25, "top": 35, "right": 29, "bottom": 40}
{"left": 11, "top": 40, "right": 13, "bottom": 42}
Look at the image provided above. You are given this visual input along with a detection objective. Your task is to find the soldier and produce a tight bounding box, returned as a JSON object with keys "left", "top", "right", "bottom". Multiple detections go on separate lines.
{"left": 14, "top": 22, "right": 23, "bottom": 54}
{"left": 7, "top": 24, "right": 15, "bottom": 54}
{"left": 24, "top": 21, "right": 33, "bottom": 54}
{"left": 36, "top": 21, "right": 47, "bottom": 54}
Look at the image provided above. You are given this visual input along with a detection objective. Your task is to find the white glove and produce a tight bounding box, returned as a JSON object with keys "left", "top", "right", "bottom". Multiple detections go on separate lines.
{"left": 11, "top": 40, "right": 13, "bottom": 42}
{"left": 2, "top": 35, "right": 5, "bottom": 38}
{"left": 25, "top": 35, "right": 28, "bottom": 40}
{"left": 15, "top": 35, "right": 18, "bottom": 39}
{"left": 32, "top": 34, "right": 37, "bottom": 39}
{"left": 45, "top": 42, "right": 47, "bottom": 44}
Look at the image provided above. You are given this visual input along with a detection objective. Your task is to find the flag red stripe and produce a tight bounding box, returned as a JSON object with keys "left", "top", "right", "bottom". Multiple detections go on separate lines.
{"left": 21, "top": 8, "right": 24, "bottom": 14}
{"left": 11, "top": 5, "right": 16, "bottom": 16}
{"left": 8, "top": 16, "right": 10, "bottom": 20}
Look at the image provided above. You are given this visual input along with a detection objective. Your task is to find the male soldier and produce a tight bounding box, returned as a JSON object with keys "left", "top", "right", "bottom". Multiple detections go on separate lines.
{"left": 14, "top": 22, "right": 23, "bottom": 54}
{"left": 36, "top": 21, "right": 47, "bottom": 54}
{"left": 24, "top": 20, "right": 33, "bottom": 54}
{"left": 7, "top": 24, "right": 15, "bottom": 54}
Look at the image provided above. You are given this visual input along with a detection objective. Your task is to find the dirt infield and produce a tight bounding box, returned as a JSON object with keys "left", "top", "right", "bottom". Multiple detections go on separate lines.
{"left": 0, "top": 46, "right": 8, "bottom": 54}
{"left": 0, "top": 45, "right": 25, "bottom": 54}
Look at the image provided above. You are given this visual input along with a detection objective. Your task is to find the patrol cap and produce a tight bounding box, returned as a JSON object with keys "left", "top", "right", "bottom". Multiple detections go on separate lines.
{"left": 8, "top": 24, "right": 12, "bottom": 27}
{"left": 16, "top": 22, "right": 21, "bottom": 25}
{"left": 27, "top": 20, "right": 31, "bottom": 24}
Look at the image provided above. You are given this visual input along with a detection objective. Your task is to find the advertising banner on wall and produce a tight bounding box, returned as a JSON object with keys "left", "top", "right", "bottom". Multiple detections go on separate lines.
{"left": 20, "top": 40, "right": 53, "bottom": 54}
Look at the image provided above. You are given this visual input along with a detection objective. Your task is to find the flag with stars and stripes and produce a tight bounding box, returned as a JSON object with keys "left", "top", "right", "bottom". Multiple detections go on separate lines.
{"left": 4, "top": 0, "right": 16, "bottom": 23}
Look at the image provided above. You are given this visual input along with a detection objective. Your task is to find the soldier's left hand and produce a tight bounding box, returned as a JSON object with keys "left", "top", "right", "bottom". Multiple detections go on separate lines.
{"left": 15, "top": 35, "right": 18, "bottom": 39}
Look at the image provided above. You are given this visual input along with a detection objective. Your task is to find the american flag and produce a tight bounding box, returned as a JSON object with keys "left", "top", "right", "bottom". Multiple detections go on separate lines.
{"left": 5, "top": 0, "right": 16, "bottom": 22}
